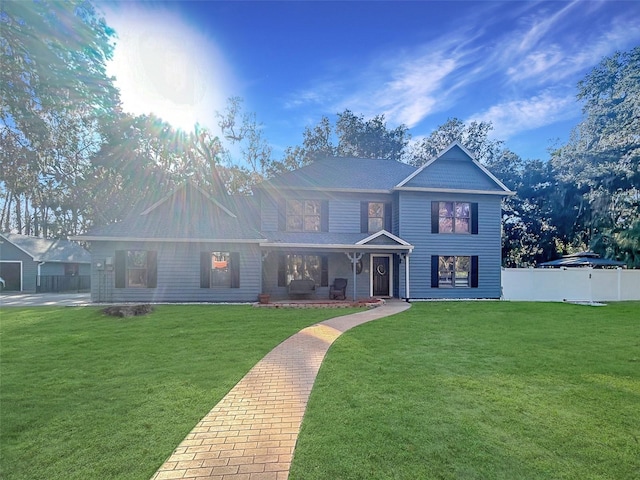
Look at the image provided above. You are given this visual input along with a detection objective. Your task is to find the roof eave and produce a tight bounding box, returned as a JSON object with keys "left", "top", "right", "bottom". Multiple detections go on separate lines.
{"left": 260, "top": 241, "right": 413, "bottom": 252}
{"left": 69, "top": 236, "right": 264, "bottom": 243}
{"left": 394, "top": 186, "right": 515, "bottom": 196}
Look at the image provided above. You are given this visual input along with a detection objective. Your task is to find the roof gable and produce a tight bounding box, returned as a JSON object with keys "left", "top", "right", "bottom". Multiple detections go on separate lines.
{"left": 356, "top": 230, "right": 412, "bottom": 247}
{"left": 140, "top": 182, "right": 236, "bottom": 218}
{"left": 396, "top": 142, "right": 513, "bottom": 195}
{"left": 0, "top": 233, "right": 90, "bottom": 263}
{"left": 75, "top": 182, "right": 263, "bottom": 242}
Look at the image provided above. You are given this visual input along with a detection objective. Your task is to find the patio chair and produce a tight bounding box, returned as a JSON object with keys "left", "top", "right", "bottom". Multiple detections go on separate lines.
{"left": 329, "top": 278, "right": 348, "bottom": 300}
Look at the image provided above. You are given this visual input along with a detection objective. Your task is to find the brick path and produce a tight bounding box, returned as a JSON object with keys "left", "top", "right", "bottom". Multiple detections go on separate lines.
{"left": 151, "top": 300, "right": 411, "bottom": 480}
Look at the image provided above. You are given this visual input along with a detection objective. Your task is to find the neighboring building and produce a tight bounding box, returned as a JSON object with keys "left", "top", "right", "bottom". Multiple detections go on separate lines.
{"left": 0, "top": 233, "right": 91, "bottom": 292}
{"left": 73, "top": 142, "right": 514, "bottom": 303}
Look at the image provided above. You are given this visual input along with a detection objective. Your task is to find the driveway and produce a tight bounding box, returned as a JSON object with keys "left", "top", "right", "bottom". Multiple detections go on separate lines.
{"left": 0, "top": 292, "right": 91, "bottom": 307}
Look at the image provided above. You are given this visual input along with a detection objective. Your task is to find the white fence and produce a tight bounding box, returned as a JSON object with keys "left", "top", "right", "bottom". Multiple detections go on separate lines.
{"left": 501, "top": 268, "right": 640, "bottom": 302}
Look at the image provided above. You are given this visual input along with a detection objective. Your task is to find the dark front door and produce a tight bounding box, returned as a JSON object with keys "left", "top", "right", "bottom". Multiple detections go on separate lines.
{"left": 372, "top": 256, "right": 390, "bottom": 296}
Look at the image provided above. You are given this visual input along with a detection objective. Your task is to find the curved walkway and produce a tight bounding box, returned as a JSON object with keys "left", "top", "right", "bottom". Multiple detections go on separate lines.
{"left": 151, "top": 300, "right": 411, "bottom": 480}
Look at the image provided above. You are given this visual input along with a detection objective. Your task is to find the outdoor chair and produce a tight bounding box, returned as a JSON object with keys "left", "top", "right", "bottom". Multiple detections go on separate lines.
{"left": 329, "top": 278, "right": 348, "bottom": 300}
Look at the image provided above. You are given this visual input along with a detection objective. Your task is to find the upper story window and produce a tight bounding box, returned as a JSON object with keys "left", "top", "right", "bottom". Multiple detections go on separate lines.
{"left": 439, "top": 202, "right": 470, "bottom": 233}
{"left": 431, "top": 201, "right": 478, "bottom": 234}
{"left": 368, "top": 202, "right": 384, "bottom": 232}
{"left": 361, "top": 201, "right": 391, "bottom": 233}
{"left": 286, "top": 200, "right": 321, "bottom": 232}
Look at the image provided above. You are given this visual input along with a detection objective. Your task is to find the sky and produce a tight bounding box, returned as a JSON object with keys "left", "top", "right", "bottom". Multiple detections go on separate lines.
{"left": 101, "top": 0, "right": 640, "bottom": 163}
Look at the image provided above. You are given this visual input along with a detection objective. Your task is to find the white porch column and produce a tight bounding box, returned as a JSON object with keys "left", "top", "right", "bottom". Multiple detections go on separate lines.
{"left": 345, "top": 252, "right": 363, "bottom": 301}
{"left": 404, "top": 253, "right": 410, "bottom": 301}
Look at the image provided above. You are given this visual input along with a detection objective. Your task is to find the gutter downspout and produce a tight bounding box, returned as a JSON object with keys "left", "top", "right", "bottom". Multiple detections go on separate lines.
{"left": 37, "top": 262, "right": 45, "bottom": 290}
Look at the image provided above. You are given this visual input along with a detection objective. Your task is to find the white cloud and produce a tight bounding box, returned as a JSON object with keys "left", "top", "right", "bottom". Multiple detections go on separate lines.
{"left": 469, "top": 92, "right": 580, "bottom": 139}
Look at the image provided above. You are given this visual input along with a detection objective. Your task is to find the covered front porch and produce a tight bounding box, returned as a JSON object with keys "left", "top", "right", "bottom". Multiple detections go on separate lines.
{"left": 259, "top": 230, "right": 413, "bottom": 302}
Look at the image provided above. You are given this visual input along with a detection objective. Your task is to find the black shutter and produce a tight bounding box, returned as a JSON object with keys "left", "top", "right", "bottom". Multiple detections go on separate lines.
{"left": 431, "top": 255, "right": 439, "bottom": 288}
{"left": 230, "top": 252, "right": 240, "bottom": 288}
{"left": 321, "top": 200, "right": 329, "bottom": 232}
{"left": 471, "top": 256, "right": 479, "bottom": 288}
{"left": 384, "top": 203, "right": 392, "bottom": 232}
{"left": 321, "top": 256, "right": 328, "bottom": 287}
{"left": 278, "top": 255, "right": 286, "bottom": 287}
{"left": 471, "top": 203, "right": 479, "bottom": 235}
{"left": 361, "top": 202, "right": 369, "bottom": 233}
{"left": 200, "top": 252, "right": 210, "bottom": 288}
{"left": 115, "top": 250, "right": 126, "bottom": 288}
{"left": 278, "top": 198, "right": 287, "bottom": 231}
{"left": 147, "top": 251, "right": 157, "bottom": 288}
{"left": 431, "top": 202, "right": 439, "bottom": 234}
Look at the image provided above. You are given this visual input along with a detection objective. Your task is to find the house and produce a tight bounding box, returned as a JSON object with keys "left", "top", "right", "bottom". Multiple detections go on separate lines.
{"left": 0, "top": 233, "right": 91, "bottom": 292}
{"left": 73, "top": 142, "right": 514, "bottom": 303}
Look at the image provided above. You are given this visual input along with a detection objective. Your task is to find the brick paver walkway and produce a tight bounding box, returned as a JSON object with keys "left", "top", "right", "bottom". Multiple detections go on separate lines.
{"left": 151, "top": 300, "right": 411, "bottom": 480}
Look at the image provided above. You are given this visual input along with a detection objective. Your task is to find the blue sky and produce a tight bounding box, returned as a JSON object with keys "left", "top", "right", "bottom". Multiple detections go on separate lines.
{"left": 102, "top": 1, "right": 640, "bottom": 162}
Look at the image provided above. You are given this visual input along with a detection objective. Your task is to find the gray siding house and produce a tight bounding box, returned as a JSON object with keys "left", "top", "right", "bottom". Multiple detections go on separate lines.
{"left": 0, "top": 233, "right": 91, "bottom": 292}
{"left": 74, "top": 142, "right": 513, "bottom": 303}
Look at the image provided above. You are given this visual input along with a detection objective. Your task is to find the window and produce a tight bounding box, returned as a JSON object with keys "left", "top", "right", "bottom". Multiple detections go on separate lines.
{"left": 439, "top": 202, "right": 469, "bottom": 233}
{"left": 200, "top": 251, "right": 240, "bottom": 288}
{"left": 287, "top": 200, "right": 321, "bottom": 232}
{"left": 431, "top": 255, "right": 478, "bottom": 288}
{"left": 210, "top": 252, "right": 230, "bottom": 287}
{"left": 127, "top": 251, "right": 149, "bottom": 287}
{"left": 431, "top": 202, "right": 478, "bottom": 234}
{"left": 361, "top": 201, "right": 392, "bottom": 233}
{"left": 368, "top": 202, "right": 384, "bottom": 232}
{"left": 115, "top": 250, "right": 157, "bottom": 288}
{"left": 278, "top": 254, "right": 328, "bottom": 287}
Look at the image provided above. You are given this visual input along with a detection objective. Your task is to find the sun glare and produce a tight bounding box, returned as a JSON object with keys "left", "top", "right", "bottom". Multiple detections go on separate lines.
{"left": 104, "top": 5, "right": 232, "bottom": 133}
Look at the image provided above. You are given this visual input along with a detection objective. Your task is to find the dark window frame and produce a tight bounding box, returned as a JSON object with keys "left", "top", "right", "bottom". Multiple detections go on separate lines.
{"left": 200, "top": 251, "right": 240, "bottom": 289}
{"left": 115, "top": 250, "right": 157, "bottom": 289}
{"left": 431, "top": 255, "right": 478, "bottom": 288}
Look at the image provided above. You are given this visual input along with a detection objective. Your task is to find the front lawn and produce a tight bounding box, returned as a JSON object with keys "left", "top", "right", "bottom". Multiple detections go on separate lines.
{"left": 0, "top": 305, "right": 358, "bottom": 480}
{"left": 290, "top": 302, "right": 640, "bottom": 480}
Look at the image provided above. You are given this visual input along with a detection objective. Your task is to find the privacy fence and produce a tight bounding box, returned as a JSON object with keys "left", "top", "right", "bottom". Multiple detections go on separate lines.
{"left": 501, "top": 268, "right": 640, "bottom": 302}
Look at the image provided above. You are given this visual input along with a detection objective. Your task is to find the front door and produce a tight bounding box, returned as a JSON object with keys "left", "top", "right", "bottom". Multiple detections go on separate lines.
{"left": 372, "top": 255, "right": 391, "bottom": 297}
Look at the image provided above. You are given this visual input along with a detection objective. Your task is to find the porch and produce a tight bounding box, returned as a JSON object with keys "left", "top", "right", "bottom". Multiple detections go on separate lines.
{"left": 259, "top": 230, "right": 414, "bottom": 302}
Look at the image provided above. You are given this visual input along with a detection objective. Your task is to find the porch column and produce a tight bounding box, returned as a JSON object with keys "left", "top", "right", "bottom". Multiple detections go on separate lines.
{"left": 403, "top": 253, "right": 410, "bottom": 301}
{"left": 345, "top": 252, "right": 363, "bottom": 301}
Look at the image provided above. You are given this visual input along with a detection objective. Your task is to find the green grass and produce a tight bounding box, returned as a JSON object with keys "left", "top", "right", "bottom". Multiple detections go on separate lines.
{"left": 290, "top": 302, "right": 640, "bottom": 480}
{"left": 0, "top": 305, "right": 358, "bottom": 480}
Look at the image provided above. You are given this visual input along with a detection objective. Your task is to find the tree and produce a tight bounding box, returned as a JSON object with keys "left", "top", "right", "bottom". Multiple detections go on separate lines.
{"left": 551, "top": 46, "right": 640, "bottom": 265}
{"left": 407, "top": 118, "right": 503, "bottom": 166}
{"left": 335, "top": 110, "right": 409, "bottom": 160}
{"left": 1, "top": 0, "right": 120, "bottom": 235}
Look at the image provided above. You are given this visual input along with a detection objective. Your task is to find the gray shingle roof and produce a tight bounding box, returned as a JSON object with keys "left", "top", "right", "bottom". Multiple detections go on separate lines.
{"left": 78, "top": 183, "right": 264, "bottom": 241}
{"left": 259, "top": 157, "right": 417, "bottom": 191}
{"left": 1, "top": 233, "right": 91, "bottom": 263}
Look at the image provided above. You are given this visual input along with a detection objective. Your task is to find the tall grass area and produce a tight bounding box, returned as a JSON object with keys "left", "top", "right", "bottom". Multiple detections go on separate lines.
{"left": 290, "top": 302, "right": 640, "bottom": 480}
{"left": 0, "top": 305, "right": 358, "bottom": 480}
